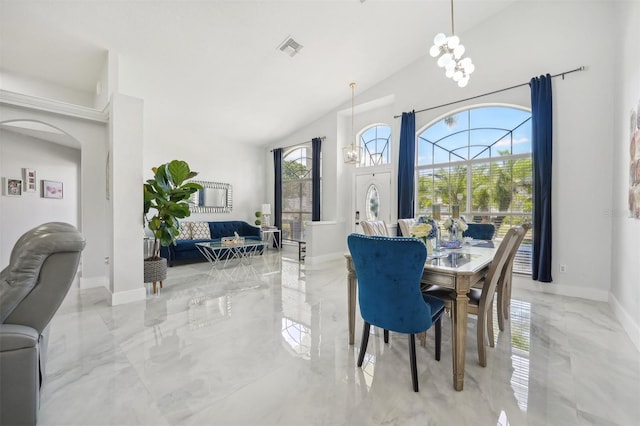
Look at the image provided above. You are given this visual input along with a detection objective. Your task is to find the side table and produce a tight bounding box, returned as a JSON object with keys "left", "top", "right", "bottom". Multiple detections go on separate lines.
{"left": 261, "top": 228, "right": 281, "bottom": 249}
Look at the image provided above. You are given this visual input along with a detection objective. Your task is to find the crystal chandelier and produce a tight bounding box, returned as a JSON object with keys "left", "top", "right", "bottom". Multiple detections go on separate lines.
{"left": 429, "top": 0, "right": 475, "bottom": 87}
{"left": 342, "top": 82, "right": 362, "bottom": 164}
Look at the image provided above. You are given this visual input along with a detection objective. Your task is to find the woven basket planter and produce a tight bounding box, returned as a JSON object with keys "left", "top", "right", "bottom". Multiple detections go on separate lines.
{"left": 144, "top": 258, "right": 167, "bottom": 283}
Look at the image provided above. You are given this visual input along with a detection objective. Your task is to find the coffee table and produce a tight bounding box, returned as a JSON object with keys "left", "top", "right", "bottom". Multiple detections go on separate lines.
{"left": 196, "top": 240, "right": 266, "bottom": 267}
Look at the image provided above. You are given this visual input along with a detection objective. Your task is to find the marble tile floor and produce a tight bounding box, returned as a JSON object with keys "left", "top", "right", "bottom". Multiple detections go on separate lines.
{"left": 39, "top": 248, "right": 640, "bottom": 426}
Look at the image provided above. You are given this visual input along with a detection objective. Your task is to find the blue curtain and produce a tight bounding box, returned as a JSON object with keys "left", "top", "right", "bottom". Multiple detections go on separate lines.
{"left": 530, "top": 74, "right": 553, "bottom": 282}
{"left": 312, "top": 137, "right": 321, "bottom": 221}
{"left": 273, "top": 148, "right": 283, "bottom": 247}
{"left": 397, "top": 111, "right": 416, "bottom": 235}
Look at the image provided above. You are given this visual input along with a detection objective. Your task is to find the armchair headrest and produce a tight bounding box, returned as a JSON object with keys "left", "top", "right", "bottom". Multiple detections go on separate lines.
{"left": 1, "top": 222, "right": 85, "bottom": 324}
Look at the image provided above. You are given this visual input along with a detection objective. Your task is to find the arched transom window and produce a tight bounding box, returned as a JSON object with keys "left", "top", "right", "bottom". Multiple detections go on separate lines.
{"left": 359, "top": 124, "right": 391, "bottom": 167}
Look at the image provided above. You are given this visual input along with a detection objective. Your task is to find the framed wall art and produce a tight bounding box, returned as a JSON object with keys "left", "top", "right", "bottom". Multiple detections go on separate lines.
{"left": 42, "top": 180, "right": 63, "bottom": 199}
{"left": 22, "top": 168, "right": 36, "bottom": 192}
{"left": 3, "top": 177, "right": 23, "bottom": 196}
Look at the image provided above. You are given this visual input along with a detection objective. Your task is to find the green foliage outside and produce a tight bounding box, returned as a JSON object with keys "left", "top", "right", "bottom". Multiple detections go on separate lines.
{"left": 417, "top": 150, "right": 532, "bottom": 236}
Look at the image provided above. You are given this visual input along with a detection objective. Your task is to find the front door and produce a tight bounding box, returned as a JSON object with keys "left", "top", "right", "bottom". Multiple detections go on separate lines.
{"left": 354, "top": 172, "right": 391, "bottom": 233}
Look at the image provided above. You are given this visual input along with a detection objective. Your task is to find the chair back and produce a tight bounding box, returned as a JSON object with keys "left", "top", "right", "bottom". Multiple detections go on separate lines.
{"left": 347, "top": 234, "right": 434, "bottom": 334}
{"left": 360, "top": 220, "right": 389, "bottom": 236}
{"left": 503, "top": 223, "right": 531, "bottom": 273}
{"left": 0, "top": 222, "right": 86, "bottom": 333}
{"left": 463, "top": 223, "right": 495, "bottom": 240}
{"left": 478, "top": 226, "right": 523, "bottom": 313}
{"left": 397, "top": 218, "right": 416, "bottom": 237}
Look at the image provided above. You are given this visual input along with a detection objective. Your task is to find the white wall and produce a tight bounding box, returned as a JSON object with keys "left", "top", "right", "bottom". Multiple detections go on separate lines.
{"left": 109, "top": 93, "right": 145, "bottom": 305}
{"left": 610, "top": 0, "right": 640, "bottom": 349}
{"left": 0, "top": 101, "right": 109, "bottom": 291}
{"left": 141, "top": 120, "right": 268, "bottom": 225}
{"left": 0, "top": 129, "right": 80, "bottom": 265}
{"left": 0, "top": 71, "right": 95, "bottom": 107}
{"left": 271, "top": 1, "right": 617, "bottom": 299}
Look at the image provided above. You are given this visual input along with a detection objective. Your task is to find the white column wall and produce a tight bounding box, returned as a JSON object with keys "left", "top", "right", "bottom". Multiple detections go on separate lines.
{"left": 610, "top": 0, "right": 640, "bottom": 350}
{"left": 109, "top": 93, "right": 145, "bottom": 304}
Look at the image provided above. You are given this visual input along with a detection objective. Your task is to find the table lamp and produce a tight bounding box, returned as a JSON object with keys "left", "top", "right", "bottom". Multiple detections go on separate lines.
{"left": 261, "top": 204, "right": 271, "bottom": 228}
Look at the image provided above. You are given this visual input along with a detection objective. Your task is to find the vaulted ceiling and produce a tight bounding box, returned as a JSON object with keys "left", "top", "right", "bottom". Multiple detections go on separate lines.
{"left": 0, "top": 1, "right": 520, "bottom": 146}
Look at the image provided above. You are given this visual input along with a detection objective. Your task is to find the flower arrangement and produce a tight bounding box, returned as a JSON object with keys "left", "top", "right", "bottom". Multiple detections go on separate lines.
{"left": 411, "top": 222, "right": 432, "bottom": 242}
{"left": 412, "top": 217, "right": 439, "bottom": 254}
{"left": 442, "top": 217, "right": 468, "bottom": 233}
{"left": 416, "top": 216, "right": 439, "bottom": 239}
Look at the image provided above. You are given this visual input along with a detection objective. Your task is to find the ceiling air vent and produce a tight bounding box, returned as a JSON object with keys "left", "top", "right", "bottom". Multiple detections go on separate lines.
{"left": 278, "top": 37, "right": 303, "bottom": 57}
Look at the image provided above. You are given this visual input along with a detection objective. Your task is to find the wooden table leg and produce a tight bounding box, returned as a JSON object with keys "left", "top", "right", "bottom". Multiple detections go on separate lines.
{"left": 345, "top": 256, "right": 357, "bottom": 345}
{"left": 451, "top": 282, "right": 469, "bottom": 391}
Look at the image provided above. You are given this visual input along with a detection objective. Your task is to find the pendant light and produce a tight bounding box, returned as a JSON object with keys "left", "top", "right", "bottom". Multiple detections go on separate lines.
{"left": 429, "top": 0, "right": 475, "bottom": 87}
{"left": 342, "top": 82, "right": 362, "bottom": 164}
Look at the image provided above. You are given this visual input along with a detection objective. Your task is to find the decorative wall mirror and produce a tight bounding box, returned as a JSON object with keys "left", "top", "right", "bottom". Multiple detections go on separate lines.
{"left": 189, "top": 180, "right": 233, "bottom": 213}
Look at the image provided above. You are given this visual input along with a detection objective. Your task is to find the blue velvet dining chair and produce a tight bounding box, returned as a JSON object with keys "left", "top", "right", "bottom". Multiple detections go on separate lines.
{"left": 463, "top": 223, "right": 495, "bottom": 240}
{"left": 347, "top": 233, "right": 445, "bottom": 392}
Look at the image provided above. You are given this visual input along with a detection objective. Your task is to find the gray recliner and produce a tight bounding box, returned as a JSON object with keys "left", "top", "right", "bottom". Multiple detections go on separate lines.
{"left": 0, "top": 222, "right": 85, "bottom": 425}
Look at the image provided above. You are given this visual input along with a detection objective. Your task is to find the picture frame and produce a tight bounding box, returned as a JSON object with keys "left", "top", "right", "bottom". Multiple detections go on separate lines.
{"left": 22, "top": 168, "right": 37, "bottom": 192}
{"left": 3, "top": 177, "right": 23, "bottom": 196}
{"left": 42, "top": 180, "right": 63, "bottom": 199}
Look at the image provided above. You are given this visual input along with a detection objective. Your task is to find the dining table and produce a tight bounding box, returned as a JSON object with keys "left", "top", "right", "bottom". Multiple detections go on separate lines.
{"left": 344, "top": 241, "right": 497, "bottom": 391}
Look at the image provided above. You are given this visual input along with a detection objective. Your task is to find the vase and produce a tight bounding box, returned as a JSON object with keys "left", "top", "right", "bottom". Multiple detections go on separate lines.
{"left": 422, "top": 237, "right": 433, "bottom": 255}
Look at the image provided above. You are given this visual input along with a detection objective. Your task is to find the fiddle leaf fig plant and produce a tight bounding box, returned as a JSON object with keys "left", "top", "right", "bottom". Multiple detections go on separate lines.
{"left": 143, "top": 160, "right": 202, "bottom": 260}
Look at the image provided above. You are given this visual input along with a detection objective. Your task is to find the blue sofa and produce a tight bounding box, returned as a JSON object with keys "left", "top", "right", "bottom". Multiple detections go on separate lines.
{"left": 160, "top": 221, "right": 262, "bottom": 266}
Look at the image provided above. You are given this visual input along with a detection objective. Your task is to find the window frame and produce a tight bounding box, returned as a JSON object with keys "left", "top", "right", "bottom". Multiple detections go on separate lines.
{"left": 415, "top": 104, "right": 533, "bottom": 274}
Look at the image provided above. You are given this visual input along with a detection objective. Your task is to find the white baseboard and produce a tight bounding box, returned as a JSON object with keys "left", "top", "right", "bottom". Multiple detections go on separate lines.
{"left": 511, "top": 275, "right": 609, "bottom": 301}
{"left": 609, "top": 293, "right": 640, "bottom": 352}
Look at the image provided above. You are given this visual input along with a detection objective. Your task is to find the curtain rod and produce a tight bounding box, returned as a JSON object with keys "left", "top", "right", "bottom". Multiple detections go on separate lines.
{"left": 393, "top": 66, "right": 585, "bottom": 119}
{"left": 270, "top": 136, "right": 325, "bottom": 152}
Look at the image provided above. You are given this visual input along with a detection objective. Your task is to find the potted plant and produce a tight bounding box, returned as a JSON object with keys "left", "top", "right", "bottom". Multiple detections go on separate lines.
{"left": 254, "top": 211, "right": 262, "bottom": 227}
{"left": 143, "top": 160, "right": 202, "bottom": 290}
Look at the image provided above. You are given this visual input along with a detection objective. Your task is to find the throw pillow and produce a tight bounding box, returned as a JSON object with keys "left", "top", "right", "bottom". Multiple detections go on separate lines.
{"left": 176, "top": 222, "right": 192, "bottom": 240}
{"left": 191, "top": 222, "right": 211, "bottom": 239}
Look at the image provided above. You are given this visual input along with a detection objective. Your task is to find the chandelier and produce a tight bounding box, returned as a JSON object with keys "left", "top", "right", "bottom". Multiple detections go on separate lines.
{"left": 342, "top": 82, "right": 362, "bottom": 164}
{"left": 429, "top": 0, "right": 475, "bottom": 87}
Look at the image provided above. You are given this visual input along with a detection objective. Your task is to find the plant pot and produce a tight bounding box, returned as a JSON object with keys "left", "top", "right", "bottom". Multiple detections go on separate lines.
{"left": 144, "top": 258, "right": 167, "bottom": 294}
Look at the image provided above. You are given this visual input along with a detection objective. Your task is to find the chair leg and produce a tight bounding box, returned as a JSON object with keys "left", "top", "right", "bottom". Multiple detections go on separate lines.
{"left": 418, "top": 331, "right": 426, "bottom": 347}
{"left": 357, "top": 322, "right": 371, "bottom": 367}
{"left": 435, "top": 317, "right": 442, "bottom": 361}
{"left": 409, "top": 334, "right": 419, "bottom": 392}
{"left": 384, "top": 329, "right": 389, "bottom": 343}
{"left": 477, "top": 307, "right": 487, "bottom": 367}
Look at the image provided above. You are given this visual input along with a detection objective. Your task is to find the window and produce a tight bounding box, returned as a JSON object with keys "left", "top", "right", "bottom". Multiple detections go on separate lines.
{"left": 282, "top": 146, "right": 313, "bottom": 241}
{"left": 416, "top": 106, "right": 533, "bottom": 274}
{"left": 359, "top": 124, "right": 391, "bottom": 167}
